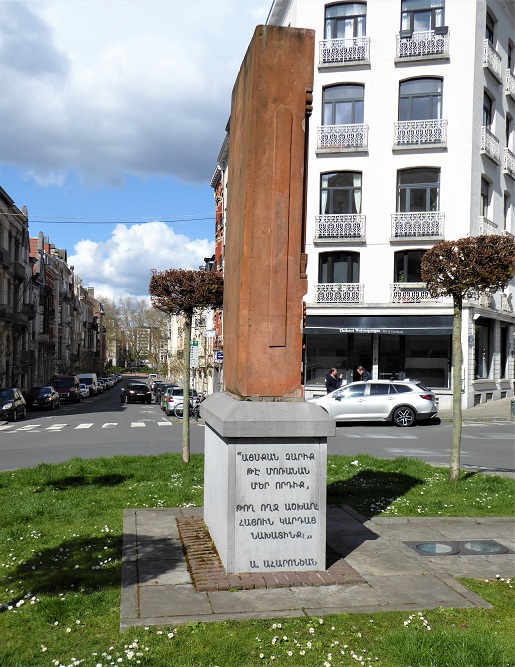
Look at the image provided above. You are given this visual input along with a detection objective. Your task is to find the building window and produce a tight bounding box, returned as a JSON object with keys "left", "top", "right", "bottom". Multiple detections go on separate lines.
{"left": 483, "top": 92, "right": 493, "bottom": 128}
{"left": 481, "top": 177, "right": 490, "bottom": 217}
{"left": 397, "top": 168, "right": 440, "bottom": 212}
{"left": 401, "top": 0, "right": 445, "bottom": 32}
{"left": 474, "top": 318, "right": 492, "bottom": 379}
{"left": 323, "top": 85, "right": 364, "bottom": 125}
{"left": 321, "top": 172, "right": 362, "bottom": 214}
{"left": 500, "top": 325, "right": 509, "bottom": 379}
{"left": 485, "top": 11, "right": 494, "bottom": 45}
{"left": 506, "top": 116, "right": 512, "bottom": 149}
{"left": 394, "top": 250, "right": 425, "bottom": 282}
{"left": 399, "top": 78, "right": 442, "bottom": 120}
{"left": 319, "top": 251, "right": 359, "bottom": 283}
{"left": 504, "top": 193, "right": 511, "bottom": 231}
{"left": 324, "top": 2, "right": 366, "bottom": 38}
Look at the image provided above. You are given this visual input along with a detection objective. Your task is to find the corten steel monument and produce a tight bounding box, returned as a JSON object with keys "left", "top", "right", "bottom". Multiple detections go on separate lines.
{"left": 223, "top": 24, "right": 313, "bottom": 400}
{"left": 202, "top": 25, "right": 334, "bottom": 574}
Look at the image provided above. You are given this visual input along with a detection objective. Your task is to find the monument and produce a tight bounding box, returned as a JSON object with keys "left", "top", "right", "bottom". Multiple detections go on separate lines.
{"left": 201, "top": 25, "right": 335, "bottom": 574}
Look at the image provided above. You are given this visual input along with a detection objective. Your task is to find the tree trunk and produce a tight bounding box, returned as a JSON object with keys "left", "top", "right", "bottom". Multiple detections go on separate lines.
{"left": 449, "top": 296, "right": 463, "bottom": 482}
{"left": 182, "top": 312, "right": 192, "bottom": 465}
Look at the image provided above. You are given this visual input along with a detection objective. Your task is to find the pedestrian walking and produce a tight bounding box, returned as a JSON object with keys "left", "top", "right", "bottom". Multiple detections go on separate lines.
{"left": 325, "top": 367, "right": 343, "bottom": 393}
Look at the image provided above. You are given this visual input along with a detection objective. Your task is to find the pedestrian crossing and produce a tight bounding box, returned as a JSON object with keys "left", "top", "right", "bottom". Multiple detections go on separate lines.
{"left": 0, "top": 420, "right": 177, "bottom": 433}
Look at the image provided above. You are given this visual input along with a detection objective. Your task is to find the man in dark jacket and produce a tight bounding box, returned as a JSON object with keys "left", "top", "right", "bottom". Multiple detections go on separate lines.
{"left": 356, "top": 365, "right": 372, "bottom": 381}
{"left": 325, "top": 367, "right": 343, "bottom": 393}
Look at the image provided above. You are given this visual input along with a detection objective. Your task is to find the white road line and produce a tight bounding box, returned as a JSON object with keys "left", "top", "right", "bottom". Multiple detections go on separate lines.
{"left": 0, "top": 424, "right": 14, "bottom": 430}
{"left": 75, "top": 423, "right": 94, "bottom": 429}
{"left": 46, "top": 424, "right": 67, "bottom": 431}
{"left": 102, "top": 423, "right": 118, "bottom": 428}
{"left": 157, "top": 421, "right": 172, "bottom": 426}
{"left": 14, "top": 424, "right": 41, "bottom": 431}
{"left": 131, "top": 422, "right": 145, "bottom": 428}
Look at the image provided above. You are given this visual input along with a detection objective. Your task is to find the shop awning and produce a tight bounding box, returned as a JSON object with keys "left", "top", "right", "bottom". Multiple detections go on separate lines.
{"left": 304, "top": 315, "right": 453, "bottom": 336}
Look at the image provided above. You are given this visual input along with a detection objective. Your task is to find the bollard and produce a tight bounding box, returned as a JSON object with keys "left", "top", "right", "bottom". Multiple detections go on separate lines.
{"left": 511, "top": 399, "right": 515, "bottom": 417}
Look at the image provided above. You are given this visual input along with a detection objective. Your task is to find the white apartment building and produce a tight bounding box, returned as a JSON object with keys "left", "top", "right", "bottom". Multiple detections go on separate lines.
{"left": 264, "top": 0, "right": 515, "bottom": 409}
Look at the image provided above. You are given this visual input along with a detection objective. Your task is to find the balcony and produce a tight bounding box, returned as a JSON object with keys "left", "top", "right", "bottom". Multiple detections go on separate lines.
{"left": 504, "top": 148, "right": 515, "bottom": 179}
{"left": 391, "top": 212, "right": 444, "bottom": 240}
{"left": 393, "top": 119, "right": 447, "bottom": 149}
{"left": 13, "top": 311, "right": 29, "bottom": 327}
{"left": 314, "top": 214, "right": 366, "bottom": 242}
{"left": 391, "top": 283, "right": 440, "bottom": 304}
{"left": 478, "top": 216, "right": 498, "bottom": 235}
{"left": 395, "top": 28, "right": 449, "bottom": 61}
{"left": 319, "top": 36, "right": 370, "bottom": 67}
{"left": 315, "top": 283, "right": 364, "bottom": 304}
{"left": 12, "top": 261, "right": 26, "bottom": 280}
{"left": 0, "top": 303, "right": 14, "bottom": 321}
{"left": 481, "top": 126, "right": 500, "bottom": 163}
{"left": 22, "top": 302, "right": 36, "bottom": 319}
{"left": 317, "top": 124, "right": 368, "bottom": 153}
{"left": 483, "top": 40, "right": 502, "bottom": 82}
{"left": 506, "top": 69, "right": 515, "bottom": 102}
{"left": 0, "top": 247, "right": 11, "bottom": 269}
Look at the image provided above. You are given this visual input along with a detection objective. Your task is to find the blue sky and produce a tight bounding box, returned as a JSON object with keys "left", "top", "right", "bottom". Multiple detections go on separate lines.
{"left": 0, "top": 0, "right": 270, "bottom": 299}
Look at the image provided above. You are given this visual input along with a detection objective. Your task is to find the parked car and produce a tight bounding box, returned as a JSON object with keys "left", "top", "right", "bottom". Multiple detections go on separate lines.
{"left": 157, "top": 382, "right": 178, "bottom": 406}
{"left": 77, "top": 373, "right": 99, "bottom": 396}
{"left": 97, "top": 379, "right": 107, "bottom": 392}
{"left": 99, "top": 377, "right": 114, "bottom": 388}
{"left": 163, "top": 388, "right": 199, "bottom": 416}
{"left": 79, "top": 383, "right": 90, "bottom": 399}
{"left": 309, "top": 380, "right": 438, "bottom": 427}
{"left": 25, "top": 386, "right": 61, "bottom": 410}
{"left": 120, "top": 382, "right": 152, "bottom": 404}
{"left": 50, "top": 375, "right": 81, "bottom": 403}
{"left": 0, "top": 388, "right": 27, "bottom": 422}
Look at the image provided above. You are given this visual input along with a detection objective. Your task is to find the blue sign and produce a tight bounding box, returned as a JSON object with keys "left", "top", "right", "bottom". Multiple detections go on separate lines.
{"left": 215, "top": 350, "right": 223, "bottom": 362}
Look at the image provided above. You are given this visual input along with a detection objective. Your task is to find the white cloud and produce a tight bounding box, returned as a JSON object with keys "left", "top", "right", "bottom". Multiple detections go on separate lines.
{"left": 69, "top": 220, "right": 214, "bottom": 299}
{"left": 0, "top": 0, "right": 270, "bottom": 186}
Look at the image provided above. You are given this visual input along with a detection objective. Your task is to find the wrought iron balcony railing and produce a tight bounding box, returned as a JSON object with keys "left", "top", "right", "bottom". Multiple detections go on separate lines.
{"left": 393, "top": 119, "right": 447, "bottom": 147}
{"left": 317, "top": 124, "right": 368, "bottom": 152}
{"left": 391, "top": 283, "right": 440, "bottom": 304}
{"left": 314, "top": 214, "right": 366, "bottom": 241}
{"left": 483, "top": 40, "right": 502, "bottom": 82}
{"left": 503, "top": 148, "right": 515, "bottom": 179}
{"left": 506, "top": 69, "right": 515, "bottom": 101}
{"left": 315, "top": 283, "right": 364, "bottom": 304}
{"left": 478, "top": 216, "right": 498, "bottom": 235}
{"left": 481, "top": 126, "right": 500, "bottom": 163}
{"left": 319, "top": 36, "right": 370, "bottom": 66}
{"left": 396, "top": 29, "right": 449, "bottom": 60}
{"left": 391, "top": 212, "right": 444, "bottom": 238}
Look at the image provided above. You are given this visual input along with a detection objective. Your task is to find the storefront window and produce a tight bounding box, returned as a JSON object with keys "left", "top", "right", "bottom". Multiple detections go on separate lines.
{"left": 474, "top": 319, "right": 492, "bottom": 379}
{"left": 379, "top": 334, "right": 450, "bottom": 387}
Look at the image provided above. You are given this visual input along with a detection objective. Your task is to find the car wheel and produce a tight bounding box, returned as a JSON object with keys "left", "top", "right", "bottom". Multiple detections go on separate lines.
{"left": 393, "top": 406, "right": 416, "bottom": 427}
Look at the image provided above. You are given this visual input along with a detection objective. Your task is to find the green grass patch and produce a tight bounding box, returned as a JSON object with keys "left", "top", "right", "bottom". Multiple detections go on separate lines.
{"left": 1, "top": 454, "right": 513, "bottom": 666}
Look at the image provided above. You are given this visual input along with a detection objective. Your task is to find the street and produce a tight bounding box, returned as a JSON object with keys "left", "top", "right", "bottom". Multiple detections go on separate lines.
{"left": 0, "top": 380, "right": 513, "bottom": 473}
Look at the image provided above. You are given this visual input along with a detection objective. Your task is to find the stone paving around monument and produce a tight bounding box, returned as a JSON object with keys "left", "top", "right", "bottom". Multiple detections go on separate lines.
{"left": 120, "top": 506, "right": 515, "bottom": 629}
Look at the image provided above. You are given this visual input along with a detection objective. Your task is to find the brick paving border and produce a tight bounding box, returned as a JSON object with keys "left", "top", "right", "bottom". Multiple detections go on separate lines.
{"left": 176, "top": 516, "right": 365, "bottom": 593}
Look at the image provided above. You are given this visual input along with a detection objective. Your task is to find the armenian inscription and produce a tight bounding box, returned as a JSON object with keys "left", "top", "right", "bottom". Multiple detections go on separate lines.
{"left": 233, "top": 443, "right": 324, "bottom": 572}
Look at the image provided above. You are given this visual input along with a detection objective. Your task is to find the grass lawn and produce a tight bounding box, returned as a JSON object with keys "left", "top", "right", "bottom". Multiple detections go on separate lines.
{"left": 0, "top": 454, "right": 513, "bottom": 667}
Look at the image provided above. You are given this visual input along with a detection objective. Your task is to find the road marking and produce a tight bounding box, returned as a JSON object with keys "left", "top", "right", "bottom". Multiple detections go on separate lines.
{"left": 46, "top": 424, "right": 67, "bottom": 431}
{"left": 102, "top": 423, "right": 118, "bottom": 428}
{"left": 14, "top": 424, "right": 41, "bottom": 431}
{"left": 157, "top": 421, "right": 172, "bottom": 426}
{"left": 131, "top": 422, "right": 145, "bottom": 428}
{"left": 0, "top": 424, "right": 14, "bottom": 430}
{"left": 75, "top": 423, "right": 94, "bottom": 429}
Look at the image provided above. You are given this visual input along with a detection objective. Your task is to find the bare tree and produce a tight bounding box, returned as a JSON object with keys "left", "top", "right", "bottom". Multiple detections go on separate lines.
{"left": 149, "top": 269, "right": 224, "bottom": 463}
{"left": 421, "top": 235, "right": 515, "bottom": 482}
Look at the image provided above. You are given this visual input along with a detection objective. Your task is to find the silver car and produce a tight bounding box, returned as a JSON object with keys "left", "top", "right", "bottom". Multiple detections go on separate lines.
{"left": 309, "top": 380, "right": 438, "bottom": 427}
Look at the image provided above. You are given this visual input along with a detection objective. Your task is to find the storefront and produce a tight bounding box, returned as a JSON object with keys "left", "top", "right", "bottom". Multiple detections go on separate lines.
{"left": 303, "top": 315, "right": 453, "bottom": 390}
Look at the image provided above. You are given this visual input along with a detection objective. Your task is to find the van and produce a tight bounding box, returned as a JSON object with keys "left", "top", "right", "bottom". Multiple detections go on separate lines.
{"left": 51, "top": 375, "right": 81, "bottom": 403}
{"left": 77, "top": 373, "right": 99, "bottom": 397}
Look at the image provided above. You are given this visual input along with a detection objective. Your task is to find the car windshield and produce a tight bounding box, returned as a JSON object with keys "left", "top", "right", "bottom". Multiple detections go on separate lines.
{"left": 39, "top": 387, "right": 52, "bottom": 395}
{"left": 52, "top": 378, "right": 74, "bottom": 388}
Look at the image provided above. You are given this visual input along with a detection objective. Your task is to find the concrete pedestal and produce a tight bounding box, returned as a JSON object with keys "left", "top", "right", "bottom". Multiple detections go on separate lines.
{"left": 201, "top": 393, "right": 335, "bottom": 574}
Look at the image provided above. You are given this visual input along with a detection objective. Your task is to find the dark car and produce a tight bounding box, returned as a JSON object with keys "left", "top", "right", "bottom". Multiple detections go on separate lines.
{"left": 50, "top": 375, "right": 81, "bottom": 403}
{"left": 26, "top": 386, "right": 61, "bottom": 410}
{"left": 0, "top": 388, "right": 27, "bottom": 422}
{"left": 121, "top": 383, "right": 152, "bottom": 404}
{"left": 156, "top": 382, "right": 178, "bottom": 405}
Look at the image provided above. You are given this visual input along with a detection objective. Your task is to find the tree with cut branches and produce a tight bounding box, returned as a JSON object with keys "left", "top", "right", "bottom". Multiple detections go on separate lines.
{"left": 149, "top": 269, "right": 224, "bottom": 464}
{"left": 421, "top": 235, "right": 515, "bottom": 482}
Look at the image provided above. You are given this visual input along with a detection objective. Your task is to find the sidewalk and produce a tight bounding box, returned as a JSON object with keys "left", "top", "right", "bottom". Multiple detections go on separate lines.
{"left": 120, "top": 506, "right": 515, "bottom": 629}
{"left": 437, "top": 395, "right": 515, "bottom": 421}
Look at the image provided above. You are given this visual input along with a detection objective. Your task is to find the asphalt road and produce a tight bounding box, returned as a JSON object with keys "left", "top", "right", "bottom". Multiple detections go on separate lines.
{"left": 0, "top": 381, "right": 513, "bottom": 474}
